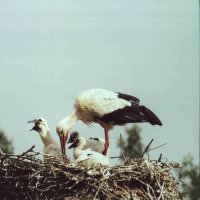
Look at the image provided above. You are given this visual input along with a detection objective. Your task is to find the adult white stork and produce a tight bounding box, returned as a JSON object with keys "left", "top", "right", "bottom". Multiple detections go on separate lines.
{"left": 56, "top": 89, "right": 162, "bottom": 157}
{"left": 68, "top": 137, "right": 109, "bottom": 166}
{"left": 67, "top": 131, "right": 108, "bottom": 155}
{"left": 28, "top": 118, "right": 61, "bottom": 158}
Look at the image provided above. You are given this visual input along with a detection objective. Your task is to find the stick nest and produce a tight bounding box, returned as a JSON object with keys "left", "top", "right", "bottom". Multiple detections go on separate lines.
{"left": 0, "top": 146, "right": 183, "bottom": 200}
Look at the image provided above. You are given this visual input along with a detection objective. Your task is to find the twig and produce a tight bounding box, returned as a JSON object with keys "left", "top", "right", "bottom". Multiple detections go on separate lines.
{"left": 93, "top": 182, "right": 102, "bottom": 200}
{"left": 17, "top": 145, "right": 35, "bottom": 158}
{"left": 0, "top": 146, "right": 183, "bottom": 200}
{"left": 141, "top": 139, "right": 154, "bottom": 158}
{"left": 32, "top": 150, "right": 50, "bottom": 157}
{"left": 0, "top": 148, "right": 4, "bottom": 155}
{"left": 158, "top": 153, "right": 162, "bottom": 162}
{"left": 110, "top": 142, "right": 167, "bottom": 159}
{"left": 147, "top": 143, "right": 167, "bottom": 152}
{"left": 157, "top": 180, "right": 165, "bottom": 200}
{"left": 109, "top": 155, "right": 122, "bottom": 159}
{"left": 130, "top": 191, "right": 134, "bottom": 200}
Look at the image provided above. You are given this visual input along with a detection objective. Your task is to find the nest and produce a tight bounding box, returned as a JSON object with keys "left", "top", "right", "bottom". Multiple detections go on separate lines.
{"left": 0, "top": 146, "right": 183, "bottom": 200}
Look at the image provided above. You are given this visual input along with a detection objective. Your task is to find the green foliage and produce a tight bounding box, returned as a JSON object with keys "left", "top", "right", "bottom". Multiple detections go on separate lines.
{"left": 178, "top": 154, "right": 200, "bottom": 200}
{"left": 117, "top": 125, "right": 144, "bottom": 159}
{"left": 0, "top": 129, "right": 14, "bottom": 154}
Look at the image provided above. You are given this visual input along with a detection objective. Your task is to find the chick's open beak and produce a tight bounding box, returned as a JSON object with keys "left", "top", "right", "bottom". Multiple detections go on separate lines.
{"left": 29, "top": 125, "right": 40, "bottom": 132}
{"left": 67, "top": 136, "right": 73, "bottom": 144}
{"left": 27, "top": 119, "right": 37, "bottom": 123}
{"left": 28, "top": 119, "right": 40, "bottom": 132}
{"left": 68, "top": 142, "right": 76, "bottom": 149}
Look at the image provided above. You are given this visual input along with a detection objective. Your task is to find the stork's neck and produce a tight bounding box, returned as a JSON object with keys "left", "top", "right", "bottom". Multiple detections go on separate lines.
{"left": 73, "top": 137, "right": 86, "bottom": 159}
{"left": 39, "top": 129, "right": 56, "bottom": 147}
{"left": 63, "top": 110, "right": 78, "bottom": 130}
{"left": 73, "top": 147, "right": 85, "bottom": 160}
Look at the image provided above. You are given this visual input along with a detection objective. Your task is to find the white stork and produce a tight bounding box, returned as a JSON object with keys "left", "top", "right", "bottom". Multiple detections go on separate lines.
{"left": 67, "top": 131, "right": 108, "bottom": 155}
{"left": 68, "top": 137, "right": 109, "bottom": 166}
{"left": 28, "top": 118, "right": 61, "bottom": 158}
{"left": 56, "top": 89, "right": 162, "bottom": 157}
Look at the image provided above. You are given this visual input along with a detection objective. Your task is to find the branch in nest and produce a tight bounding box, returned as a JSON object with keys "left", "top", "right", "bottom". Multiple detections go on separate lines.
{"left": 17, "top": 145, "right": 35, "bottom": 159}
{"left": 141, "top": 139, "right": 154, "bottom": 158}
{"left": 0, "top": 146, "right": 183, "bottom": 200}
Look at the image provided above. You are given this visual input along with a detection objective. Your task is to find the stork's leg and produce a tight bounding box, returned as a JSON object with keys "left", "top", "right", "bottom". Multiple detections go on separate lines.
{"left": 102, "top": 127, "right": 109, "bottom": 156}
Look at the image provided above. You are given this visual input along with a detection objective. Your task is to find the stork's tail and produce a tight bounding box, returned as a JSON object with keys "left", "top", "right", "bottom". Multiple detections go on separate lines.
{"left": 141, "top": 106, "right": 162, "bottom": 126}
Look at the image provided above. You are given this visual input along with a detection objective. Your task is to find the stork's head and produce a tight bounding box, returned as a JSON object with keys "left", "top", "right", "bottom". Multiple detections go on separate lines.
{"left": 56, "top": 119, "right": 71, "bottom": 156}
{"left": 28, "top": 118, "right": 49, "bottom": 138}
{"left": 67, "top": 131, "right": 80, "bottom": 144}
{"left": 56, "top": 113, "right": 78, "bottom": 157}
{"left": 68, "top": 137, "right": 86, "bottom": 150}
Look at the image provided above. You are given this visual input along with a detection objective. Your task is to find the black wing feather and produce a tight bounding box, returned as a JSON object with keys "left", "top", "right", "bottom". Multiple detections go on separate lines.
{"left": 117, "top": 92, "right": 140, "bottom": 104}
{"left": 99, "top": 103, "right": 162, "bottom": 126}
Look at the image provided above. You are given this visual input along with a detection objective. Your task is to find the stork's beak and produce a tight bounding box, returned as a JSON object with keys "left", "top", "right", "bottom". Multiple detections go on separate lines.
{"left": 27, "top": 119, "right": 37, "bottom": 123}
{"left": 29, "top": 125, "right": 40, "bottom": 132}
{"left": 68, "top": 142, "right": 76, "bottom": 149}
{"left": 59, "top": 131, "right": 69, "bottom": 161}
{"left": 67, "top": 136, "right": 73, "bottom": 144}
{"left": 27, "top": 119, "right": 40, "bottom": 132}
{"left": 68, "top": 139, "right": 79, "bottom": 149}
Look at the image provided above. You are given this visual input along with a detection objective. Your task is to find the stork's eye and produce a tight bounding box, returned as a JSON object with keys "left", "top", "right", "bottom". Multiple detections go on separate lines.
{"left": 60, "top": 129, "right": 64, "bottom": 135}
{"left": 38, "top": 119, "right": 42, "bottom": 122}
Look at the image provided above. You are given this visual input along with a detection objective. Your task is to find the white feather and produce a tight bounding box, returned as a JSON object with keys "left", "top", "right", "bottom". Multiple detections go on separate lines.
{"left": 43, "top": 143, "right": 61, "bottom": 156}
{"left": 72, "top": 137, "right": 109, "bottom": 166}
{"left": 29, "top": 118, "right": 61, "bottom": 158}
{"left": 84, "top": 137, "right": 109, "bottom": 155}
{"left": 69, "top": 132, "right": 108, "bottom": 155}
{"left": 75, "top": 89, "right": 131, "bottom": 120}
{"left": 76, "top": 151, "right": 109, "bottom": 166}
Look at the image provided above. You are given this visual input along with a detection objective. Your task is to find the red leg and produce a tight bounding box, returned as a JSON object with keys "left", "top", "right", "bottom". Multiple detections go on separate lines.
{"left": 103, "top": 127, "right": 109, "bottom": 156}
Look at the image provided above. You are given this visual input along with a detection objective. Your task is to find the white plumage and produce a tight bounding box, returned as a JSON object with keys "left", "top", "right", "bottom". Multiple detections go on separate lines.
{"left": 68, "top": 131, "right": 108, "bottom": 155}
{"left": 28, "top": 118, "right": 61, "bottom": 158}
{"left": 68, "top": 137, "right": 109, "bottom": 166}
{"left": 56, "top": 89, "right": 162, "bottom": 157}
{"left": 74, "top": 89, "right": 131, "bottom": 121}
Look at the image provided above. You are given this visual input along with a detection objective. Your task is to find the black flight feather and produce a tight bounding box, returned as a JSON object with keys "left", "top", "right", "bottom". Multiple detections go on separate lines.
{"left": 117, "top": 92, "right": 140, "bottom": 104}
{"left": 99, "top": 103, "right": 162, "bottom": 126}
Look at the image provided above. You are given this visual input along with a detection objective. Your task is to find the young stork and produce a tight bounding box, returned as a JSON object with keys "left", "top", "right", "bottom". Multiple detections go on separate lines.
{"left": 28, "top": 118, "right": 61, "bottom": 158}
{"left": 67, "top": 131, "right": 108, "bottom": 155}
{"left": 68, "top": 137, "right": 109, "bottom": 166}
{"left": 56, "top": 89, "right": 162, "bottom": 157}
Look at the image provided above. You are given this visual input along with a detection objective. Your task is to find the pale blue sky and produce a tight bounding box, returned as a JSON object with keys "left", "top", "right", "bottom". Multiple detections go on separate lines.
{"left": 0, "top": 1, "right": 199, "bottom": 164}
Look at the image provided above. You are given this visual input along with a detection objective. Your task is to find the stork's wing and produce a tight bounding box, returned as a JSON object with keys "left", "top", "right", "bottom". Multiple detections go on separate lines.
{"left": 75, "top": 89, "right": 162, "bottom": 126}
{"left": 75, "top": 89, "right": 132, "bottom": 117}
{"left": 117, "top": 92, "right": 140, "bottom": 104}
{"left": 99, "top": 104, "right": 162, "bottom": 126}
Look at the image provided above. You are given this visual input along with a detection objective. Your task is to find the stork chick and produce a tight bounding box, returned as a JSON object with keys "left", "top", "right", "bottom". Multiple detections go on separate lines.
{"left": 68, "top": 137, "right": 109, "bottom": 166}
{"left": 28, "top": 118, "right": 61, "bottom": 158}
{"left": 68, "top": 131, "right": 109, "bottom": 155}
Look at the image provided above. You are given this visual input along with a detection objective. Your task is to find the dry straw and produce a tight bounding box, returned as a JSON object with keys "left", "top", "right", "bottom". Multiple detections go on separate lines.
{"left": 0, "top": 145, "right": 183, "bottom": 200}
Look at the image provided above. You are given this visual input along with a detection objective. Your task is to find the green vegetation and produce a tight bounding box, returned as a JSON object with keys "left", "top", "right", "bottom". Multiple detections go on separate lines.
{"left": 178, "top": 154, "right": 200, "bottom": 200}
{"left": 0, "top": 129, "right": 14, "bottom": 154}
{"left": 117, "top": 125, "right": 144, "bottom": 159}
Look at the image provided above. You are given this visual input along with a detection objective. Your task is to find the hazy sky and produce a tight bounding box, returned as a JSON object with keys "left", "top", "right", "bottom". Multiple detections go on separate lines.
{"left": 0, "top": 1, "right": 199, "bottom": 164}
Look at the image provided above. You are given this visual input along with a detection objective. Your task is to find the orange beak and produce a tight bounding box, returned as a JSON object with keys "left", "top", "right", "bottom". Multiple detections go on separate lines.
{"left": 59, "top": 131, "right": 69, "bottom": 161}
